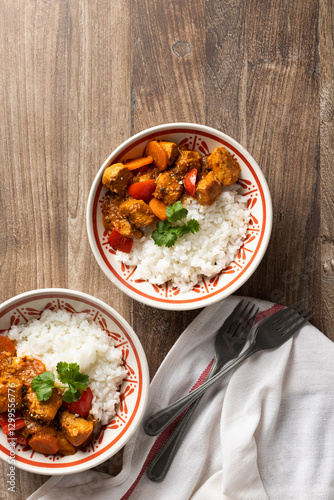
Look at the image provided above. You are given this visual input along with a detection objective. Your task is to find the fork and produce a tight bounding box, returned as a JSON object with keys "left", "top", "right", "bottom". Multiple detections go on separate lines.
{"left": 146, "top": 300, "right": 258, "bottom": 481}
{"left": 144, "top": 300, "right": 313, "bottom": 438}
{"left": 144, "top": 300, "right": 258, "bottom": 437}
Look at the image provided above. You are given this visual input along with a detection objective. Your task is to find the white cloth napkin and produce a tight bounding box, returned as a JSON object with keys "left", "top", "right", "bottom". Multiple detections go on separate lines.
{"left": 28, "top": 296, "right": 334, "bottom": 500}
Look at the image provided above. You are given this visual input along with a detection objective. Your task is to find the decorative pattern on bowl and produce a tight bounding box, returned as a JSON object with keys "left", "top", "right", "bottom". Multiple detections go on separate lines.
{"left": 0, "top": 290, "right": 149, "bottom": 475}
{"left": 88, "top": 124, "right": 272, "bottom": 310}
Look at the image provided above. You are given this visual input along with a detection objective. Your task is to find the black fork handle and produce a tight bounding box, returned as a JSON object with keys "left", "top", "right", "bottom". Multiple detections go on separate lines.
{"left": 144, "top": 345, "right": 255, "bottom": 436}
{"left": 147, "top": 359, "right": 222, "bottom": 481}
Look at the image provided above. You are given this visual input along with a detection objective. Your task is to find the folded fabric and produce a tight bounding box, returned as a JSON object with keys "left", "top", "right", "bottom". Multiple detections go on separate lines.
{"left": 28, "top": 296, "right": 334, "bottom": 500}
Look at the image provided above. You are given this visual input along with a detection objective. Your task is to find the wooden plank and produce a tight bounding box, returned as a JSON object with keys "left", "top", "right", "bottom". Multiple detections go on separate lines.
{"left": 130, "top": 0, "right": 206, "bottom": 376}
{"left": 0, "top": 0, "right": 132, "bottom": 497}
{"left": 240, "top": 1, "right": 322, "bottom": 328}
{"left": 131, "top": 0, "right": 206, "bottom": 130}
{"left": 319, "top": 0, "right": 334, "bottom": 340}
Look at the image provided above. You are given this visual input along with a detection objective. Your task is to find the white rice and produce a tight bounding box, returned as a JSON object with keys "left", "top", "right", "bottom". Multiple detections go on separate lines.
{"left": 6, "top": 309, "right": 128, "bottom": 425}
{"left": 116, "top": 185, "right": 250, "bottom": 293}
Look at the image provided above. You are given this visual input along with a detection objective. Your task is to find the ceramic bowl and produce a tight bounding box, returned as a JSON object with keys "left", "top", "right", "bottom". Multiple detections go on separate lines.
{"left": 0, "top": 288, "right": 149, "bottom": 475}
{"left": 87, "top": 123, "right": 272, "bottom": 310}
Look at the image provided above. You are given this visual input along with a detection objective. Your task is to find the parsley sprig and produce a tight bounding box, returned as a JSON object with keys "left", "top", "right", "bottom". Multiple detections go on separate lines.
{"left": 152, "top": 201, "right": 200, "bottom": 248}
{"left": 31, "top": 362, "right": 89, "bottom": 403}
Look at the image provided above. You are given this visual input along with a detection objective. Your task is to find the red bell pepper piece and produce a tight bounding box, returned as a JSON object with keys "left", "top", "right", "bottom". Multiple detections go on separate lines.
{"left": 107, "top": 229, "right": 133, "bottom": 253}
{"left": 0, "top": 411, "right": 25, "bottom": 435}
{"left": 184, "top": 168, "right": 197, "bottom": 197}
{"left": 7, "top": 432, "right": 28, "bottom": 445}
{"left": 128, "top": 179, "right": 156, "bottom": 202}
{"left": 63, "top": 387, "right": 93, "bottom": 419}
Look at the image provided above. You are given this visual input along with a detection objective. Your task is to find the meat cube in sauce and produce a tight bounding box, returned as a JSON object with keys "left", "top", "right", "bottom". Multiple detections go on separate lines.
{"left": 159, "top": 141, "right": 179, "bottom": 166}
{"left": 119, "top": 199, "right": 155, "bottom": 228}
{"left": 198, "top": 155, "right": 211, "bottom": 180}
{"left": 0, "top": 377, "right": 22, "bottom": 412}
{"left": 208, "top": 147, "right": 241, "bottom": 186}
{"left": 196, "top": 171, "right": 222, "bottom": 206}
{"left": 174, "top": 150, "right": 202, "bottom": 176}
{"left": 11, "top": 357, "right": 46, "bottom": 385}
{"left": 57, "top": 431, "right": 77, "bottom": 455}
{"left": 20, "top": 410, "right": 48, "bottom": 438}
{"left": 59, "top": 410, "right": 94, "bottom": 447}
{"left": 154, "top": 170, "right": 183, "bottom": 206}
{"left": 78, "top": 415, "right": 101, "bottom": 448}
{"left": 102, "top": 163, "right": 133, "bottom": 197}
{"left": 102, "top": 193, "right": 143, "bottom": 239}
{"left": 0, "top": 352, "right": 13, "bottom": 378}
{"left": 23, "top": 388, "right": 63, "bottom": 423}
{"left": 131, "top": 167, "right": 159, "bottom": 184}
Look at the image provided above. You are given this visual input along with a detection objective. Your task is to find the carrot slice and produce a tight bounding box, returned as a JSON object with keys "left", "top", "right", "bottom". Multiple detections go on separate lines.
{"left": 125, "top": 156, "right": 153, "bottom": 171}
{"left": 145, "top": 141, "right": 168, "bottom": 171}
{"left": 29, "top": 432, "right": 60, "bottom": 455}
{"left": 0, "top": 337, "right": 16, "bottom": 356}
{"left": 149, "top": 198, "right": 168, "bottom": 221}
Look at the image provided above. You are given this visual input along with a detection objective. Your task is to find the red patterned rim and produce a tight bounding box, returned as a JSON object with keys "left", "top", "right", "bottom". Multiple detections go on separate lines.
{"left": 92, "top": 128, "right": 267, "bottom": 304}
{"left": 0, "top": 292, "right": 143, "bottom": 468}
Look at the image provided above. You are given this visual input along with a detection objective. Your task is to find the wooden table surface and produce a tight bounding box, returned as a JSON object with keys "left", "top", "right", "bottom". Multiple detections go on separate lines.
{"left": 0, "top": 1, "right": 333, "bottom": 498}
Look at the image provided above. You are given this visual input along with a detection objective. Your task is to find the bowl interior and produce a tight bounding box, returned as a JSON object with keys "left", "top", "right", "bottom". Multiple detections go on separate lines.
{"left": 0, "top": 290, "right": 149, "bottom": 474}
{"left": 88, "top": 125, "right": 272, "bottom": 310}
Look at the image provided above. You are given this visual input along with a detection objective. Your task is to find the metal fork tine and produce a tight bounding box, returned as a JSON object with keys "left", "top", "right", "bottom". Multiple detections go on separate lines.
{"left": 222, "top": 300, "right": 246, "bottom": 333}
{"left": 233, "top": 304, "right": 256, "bottom": 338}
{"left": 281, "top": 313, "right": 314, "bottom": 338}
{"left": 278, "top": 308, "right": 312, "bottom": 333}
{"left": 238, "top": 306, "right": 259, "bottom": 341}
{"left": 275, "top": 303, "right": 309, "bottom": 329}
{"left": 271, "top": 300, "right": 305, "bottom": 325}
{"left": 226, "top": 300, "right": 251, "bottom": 336}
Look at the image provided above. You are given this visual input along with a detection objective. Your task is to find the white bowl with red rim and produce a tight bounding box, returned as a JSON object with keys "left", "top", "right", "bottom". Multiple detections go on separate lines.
{"left": 87, "top": 123, "right": 272, "bottom": 310}
{"left": 0, "top": 288, "right": 149, "bottom": 475}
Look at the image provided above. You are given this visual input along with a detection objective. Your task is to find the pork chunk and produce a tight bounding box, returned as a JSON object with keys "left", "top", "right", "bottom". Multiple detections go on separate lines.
{"left": 196, "top": 171, "right": 222, "bottom": 206}
{"left": 174, "top": 150, "right": 202, "bottom": 176}
{"left": 59, "top": 410, "right": 93, "bottom": 447}
{"left": 102, "top": 193, "right": 143, "bottom": 239}
{"left": 132, "top": 167, "right": 159, "bottom": 184}
{"left": 102, "top": 163, "right": 133, "bottom": 197}
{"left": 159, "top": 141, "right": 179, "bottom": 166}
{"left": 119, "top": 199, "right": 156, "bottom": 228}
{"left": 0, "top": 377, "right": 22, "bottom": 412}
{"left": 208, "top": 147, "right": 241, "bottom": 186}
{"left": 0, "top": 353, "right": 13, "bottom": 378}
{"left": 57, "top": 432, "right": 77, "bottom": 455}
{"left": 154, "top": 171, "right": 183, "bottom": 206}
{"left": 20, "top": 410, "right": 47, "bottom": 438}
{"left": 23, "top": 388, "right": 63, "bottom": 422}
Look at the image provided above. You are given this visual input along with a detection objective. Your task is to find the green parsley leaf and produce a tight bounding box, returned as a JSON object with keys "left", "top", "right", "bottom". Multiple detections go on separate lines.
{"left": 62, "top": 388, "right": 82, "bottom": 403}
{"left": 56, "top": 361, "right": 72, "bottom": 384}
{"left": 165, "top": 201, "right": 188, "bottom": 222}
{"left": 187, "top": 219, "right": 200, "bottom": 234}
{"left": 151, "top": 202, "right": 200, "bottom": 248}
{"left": 56, "top": 362, "right": 89, "bottom": 389}
{"left": 31, "top": 362, "right": 89, "bottom": 402}
{"left": 31, "top": 371, "right": 55, "bottom": 401}
{"left": 56, "top": 361, "right": 89, "bottom": 393}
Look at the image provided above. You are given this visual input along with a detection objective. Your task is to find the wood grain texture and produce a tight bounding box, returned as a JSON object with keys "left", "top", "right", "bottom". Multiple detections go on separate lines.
{"left": 0, "top": 0, "right": 332, "bottom": 498}
{"left": 320, "top": 0, "right": 334, "bottom": 339}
